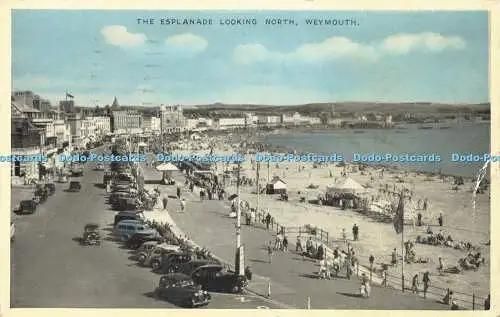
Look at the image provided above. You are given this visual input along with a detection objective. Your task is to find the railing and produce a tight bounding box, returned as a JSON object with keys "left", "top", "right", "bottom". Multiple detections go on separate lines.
{"left": 247, "top": 207, "right": 486, "bottom": 310}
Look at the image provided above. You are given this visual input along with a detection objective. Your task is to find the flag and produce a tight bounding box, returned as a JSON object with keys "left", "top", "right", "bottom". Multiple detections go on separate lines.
{"left": 66, "top": 93, "right": 74, "bottom": 99}
{"left": 393, "top": 192, "right": 404, "bottom": 234}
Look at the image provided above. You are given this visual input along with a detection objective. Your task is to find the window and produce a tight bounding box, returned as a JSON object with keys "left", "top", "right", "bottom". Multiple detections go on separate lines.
{"left": 118, "top": 225, "right": 126, "bottom": 230}
{"left": 126, "top": 226, "right": 135, "bottom": 231}
{"left": 137, "top": 227, "right": 144, "bottom": 231}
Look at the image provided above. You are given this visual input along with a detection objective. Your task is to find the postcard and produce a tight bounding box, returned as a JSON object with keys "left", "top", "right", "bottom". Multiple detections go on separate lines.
{"left": 5, "top": 5, "right": 494, "bottom": 314}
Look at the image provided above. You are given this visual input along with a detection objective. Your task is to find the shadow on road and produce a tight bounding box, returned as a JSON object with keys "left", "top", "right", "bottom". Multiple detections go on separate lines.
{"left": 299, "top": 273, "right": 320, "bottom": 279}
{"left": 249, "top": 259, "right": 268, "bottom": 264}
{"left": 145, "top": 180, "right": 162, "bottom": 185}
{"left": 72, "top": 237, "right": 82, "bottom": 244}
{"left": 337, "top": 292, "right": 363, "bottom": 298}
{"left": 93, "top": 183, "right": 105, "bottom": 189}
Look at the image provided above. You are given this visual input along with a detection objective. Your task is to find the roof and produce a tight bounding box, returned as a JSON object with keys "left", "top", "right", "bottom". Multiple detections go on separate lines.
{"left": 162, "top": 273, "right": 192, "bottom": 281}
{"left": 157, "top": 244, "right": 180, "bottom": 250}
{"left": 116, "top": 219, "right": 143, "bottom": 225}
{"left": 268, "top": 176, "right": 286, "bottom": 185}
{"left": 11, "top": 101, "right": 41, "bottom": 113}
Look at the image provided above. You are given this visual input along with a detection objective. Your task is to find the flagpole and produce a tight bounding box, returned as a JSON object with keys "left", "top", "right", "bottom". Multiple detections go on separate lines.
{"left": 256, "top": 161, "right": 260, "bottom": 214}
{"left": 401, "top": 190, "right": 405, "bottom": 292}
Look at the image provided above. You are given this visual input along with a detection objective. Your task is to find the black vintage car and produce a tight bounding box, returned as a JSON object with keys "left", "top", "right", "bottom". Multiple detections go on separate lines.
{"left": 16, "top": 199, "right": 37, "bottom": 214}
{"left": 68, "top": 181, "right": 81, "bottom": 192}
{"left": 81, "top": 223, "right": 101, "bottom": 246}
{"left": 125, "top": 232, "right": 163, "bottom": 249}
{"left": 154, "top": 273, "right": 211, "bottom": 308}
{"left": 44, "top": 183, "right": 56, "bottom": 196}
{"left": 190, "top": 264, "right": 248, "bottom": 294}
{"left": 181, "top": 260, "right": 220, "bottom": 275}
{"left": 158, "top": 252, "right": 197, "bottom": 274}
{"left": 34, "top": 185, "right": 48, "bottom": 203}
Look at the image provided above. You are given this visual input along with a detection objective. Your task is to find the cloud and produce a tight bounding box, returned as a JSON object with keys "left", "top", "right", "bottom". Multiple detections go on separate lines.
{"left": 213, "top": 85, "right": 338, "bottom": 105}
{"left": 165, "top": 33, "right": 208, "bottom": 53}
{"left": 101, "top": 25, "right": 147, "bottom": 47}
{"left": 233, "top": 32, "right": 466, "bottom": 64}
{"left": 381, "top": 32, "right": 466, "bottom": 55}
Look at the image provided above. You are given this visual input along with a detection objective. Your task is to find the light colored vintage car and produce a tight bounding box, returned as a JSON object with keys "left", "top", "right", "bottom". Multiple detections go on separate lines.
{"left": 143, "top": 244, "right": 181, "bottom": 269}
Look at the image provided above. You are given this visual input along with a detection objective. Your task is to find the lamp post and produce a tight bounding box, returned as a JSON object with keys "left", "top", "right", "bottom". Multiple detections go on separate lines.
{"left": 235, "top": 160, "right": 244, "bottom": 276}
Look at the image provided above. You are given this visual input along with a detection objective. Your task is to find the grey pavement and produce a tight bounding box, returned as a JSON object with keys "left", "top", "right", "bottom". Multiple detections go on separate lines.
{"left": 10, "top": 146, "right": 273, "bottom": 309}
{"left": 141, "top": 165, "right": 448, "bottom": 310}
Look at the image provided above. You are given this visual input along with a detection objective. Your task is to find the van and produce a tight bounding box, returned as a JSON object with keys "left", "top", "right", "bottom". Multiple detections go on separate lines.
{"left": 113, "top": 220, "right": 157, "bottom": 241}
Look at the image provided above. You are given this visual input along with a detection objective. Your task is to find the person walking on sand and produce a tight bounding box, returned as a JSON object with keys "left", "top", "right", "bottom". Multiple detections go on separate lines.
{"left": 422, "top": 271, "right": 430, "bottom": 298}
{"left": 352, "top": 224, "right": 359, "bottom": 241}
{"left": 296, "top": 236, "right": 303, "bottom": 253}
{"left": 438, "top": 257, "right": 445, "bottom": 275}
{"left": 423, "top": 198, "right": 428, "bottom": 211}
{"left": 391, "top": 248, "right": 398, "bottom": 267}
{"left": 341, "top": 228, "right": 347, "bottom": 243}
{"left": 438, "top": 212, "right": 443, "bottom": 227}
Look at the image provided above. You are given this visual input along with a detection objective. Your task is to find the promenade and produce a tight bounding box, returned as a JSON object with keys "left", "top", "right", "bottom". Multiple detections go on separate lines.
{"left": 140, "top": 165, "right": 447, "bottom": 309}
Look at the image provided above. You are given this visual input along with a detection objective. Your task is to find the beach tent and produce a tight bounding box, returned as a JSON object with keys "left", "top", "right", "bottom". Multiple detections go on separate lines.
{"left": 326, "top": 177, "right": 365, "bottom": 195}
{"left": 266, "top": 176, "right": 287, "bottom": 194}
{"left": 156, "top": 163, "right": 179, "bottom": 172}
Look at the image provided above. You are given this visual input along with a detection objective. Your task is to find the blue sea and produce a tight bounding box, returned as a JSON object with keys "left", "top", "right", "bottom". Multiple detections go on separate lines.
{"left": 262, "top": 122, "right": 490, "bottom": 178}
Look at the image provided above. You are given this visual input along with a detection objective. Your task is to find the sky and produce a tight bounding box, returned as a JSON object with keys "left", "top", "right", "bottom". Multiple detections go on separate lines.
{"left": 11, "top": 10, "right": 489, "bottom": 106}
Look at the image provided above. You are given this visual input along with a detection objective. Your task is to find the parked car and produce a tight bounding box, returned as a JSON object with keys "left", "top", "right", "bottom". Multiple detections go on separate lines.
{"left": 154, "top": 273, "right": 211, "bottom": 308}
{"left": 114, "top": 211, "right": 145, "bottom": 227}
{"left": 113, "top": 220, "right": 157, "bottom": 242}
{"left": 190, "top": 264, "right": 248, "bottom": 294}
{"left": 44, "top": 183, "right": 56, "bottom": 196}
{"left": 134, "top": 241, "right": 161, "bottom": 261}
{"left": 16, "top": 200, "right": 37, "bottom": 214}
{"left": 144, "top": 244, "right": 182, "bottom": 269}
{"left": 125, "top": 231, "right": 163, "bottom": 249}
{"left": 68, "top": 181, "right": 81, "bottom": 192}
{"left": 109, "top": 192, "right": 135, "bottom": 205}
{"left": 81, "top": 223, "right": 101, "bottom": 246}
{"left": 157, "top": 252, "right": 198, "bottom": 274}
{"left": 71, "top": 165, "right": 84, "bottom": 177}
{"left": 11, "top": 220, "right": 15, "bottom": 242}
{"left": 181, "top": 260, "right": 220, "bottom": 276}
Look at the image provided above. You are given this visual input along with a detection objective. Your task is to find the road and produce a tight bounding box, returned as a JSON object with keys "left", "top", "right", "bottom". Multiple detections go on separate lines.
{"left": 141, "top": 165, "right": 447, "bottom": 310}
{"left": 10, "top": 146, "right": 281, "bottom": 309}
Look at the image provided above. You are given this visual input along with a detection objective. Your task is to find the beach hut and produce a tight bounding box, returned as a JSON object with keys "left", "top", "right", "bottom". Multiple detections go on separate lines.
{"left": 266, "top": 176, "right": 287, "bottom": 194}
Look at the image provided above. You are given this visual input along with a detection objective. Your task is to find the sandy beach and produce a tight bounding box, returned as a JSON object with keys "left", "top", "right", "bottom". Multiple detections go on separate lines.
{"left": 162, "top": 133, "right": 490, "bottom": 301}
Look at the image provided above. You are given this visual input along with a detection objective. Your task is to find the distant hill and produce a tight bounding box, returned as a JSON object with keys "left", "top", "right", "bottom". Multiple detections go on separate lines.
{"left": 186, "top": 102, "right": 490, "bottom": 116}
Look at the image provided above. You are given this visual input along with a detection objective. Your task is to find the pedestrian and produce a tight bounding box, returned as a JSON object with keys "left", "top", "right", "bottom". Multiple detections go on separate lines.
{"left": 162, "top": 196, "right": 168, "bottom": 210}
{"left": 484, "top": 294, "right": 490, "bottom": 310}
{"left": 443, "top": 290, "right": 453, "bottom": 305}
{"left": 267, "top": 243, "right": 273, "bottom": 263}
{"left": 283, "top": 236, "right": 288, "bottom": 252}
{"left": 244, "top": 266, "right": 253, "bottom": 281}
{"left": 422, "top": 271, "right": 430, "bottom": 298}
{"left": 381, "top": 268, "right": 388, "bottom": 286}
{"left": 423, "top": 198, "right": 428, "bottom": 211}
{"left": 417, "top": 212, "right": 422, "bottom": 226}
{"left": 106, "top": 181, "right": 110, "bottom": 193}
{"left": 438, "top": 257, "right": 444, "bottom": 275}
{"left": 361, "top": 273, "right": 370, "bottom": 298}
{"left": 411, "top": 273, "right": 419, "bottom": 293}
{"left": 265, "top": 213, "right": 271, "bottom": 230}
{"left": 180, "top": 198, "right": 186, "bottom": 212}
{"left": 296, "top": 236, "right": 303, "bottom": 253}
{"left": 346, "top": 260, "right": 352, "bottom": 280}
{"left": 177, "top": 186, "right": 181, "bottom": 199}
{"left": 341, "top": 228, "right": 347, "bottom": 243}
{"left": 391, "top": 248, "right": 398, "bottom": 267}
{"left": 438, "top": 212, "right": 443, "bottom": 227}
{"left": 352, "top": 224, "right": 359, "bottom": 241}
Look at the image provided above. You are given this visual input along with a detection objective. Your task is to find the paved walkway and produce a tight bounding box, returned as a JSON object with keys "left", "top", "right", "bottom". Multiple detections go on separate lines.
{"left": 140, "top": 164, "right": 447, "bottom": 310}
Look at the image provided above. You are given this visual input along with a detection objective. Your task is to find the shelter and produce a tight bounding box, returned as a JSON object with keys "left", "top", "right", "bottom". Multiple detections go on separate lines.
{"left": 326, "top": 177, "right": 365, "bottom": 195}
{"left": 266, "top": 176, "right": 287, "bottom": 194}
